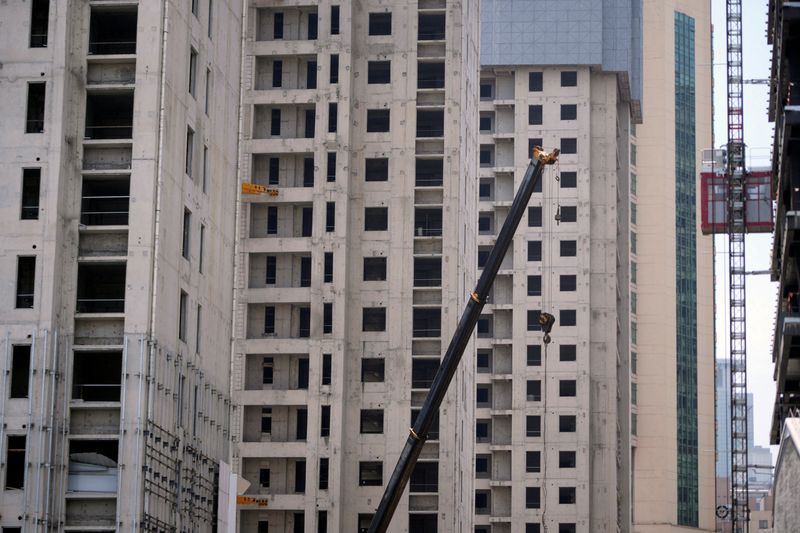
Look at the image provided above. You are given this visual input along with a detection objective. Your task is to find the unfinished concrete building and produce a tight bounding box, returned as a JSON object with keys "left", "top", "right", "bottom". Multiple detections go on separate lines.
{"left": 231, "top": 1, "right": 478, "bottom": 532}
{"left": 475, "top": 1, "right": 642, "bottom": 531}
{"left": 0, "top": 0, "right": 241, "bottom": 530}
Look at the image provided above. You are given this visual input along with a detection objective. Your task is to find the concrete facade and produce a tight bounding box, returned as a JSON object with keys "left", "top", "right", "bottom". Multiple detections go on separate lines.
{"left": 230, "top": 1, "right": 478, "bottom": 532}
{"left": 772, "top": 419, "right": 800, "bottom": 533}
{"left": 0, "top": 0, "right": 241, "bottom": 530}
{"left": 633, "top": 1, "right": 715, "bottom": 532}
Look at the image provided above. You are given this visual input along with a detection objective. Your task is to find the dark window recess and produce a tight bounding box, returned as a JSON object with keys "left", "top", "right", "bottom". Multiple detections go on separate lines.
{"left": 261, "top": 408, "right": 272, "bottom": 432}
{"left": 559, "top": 487, "right": 577, "bottom": 504}
{"left": 295, "top": 459, "right": 306, "bottom": 492}
{"left": 365, "top": 207, "right": 388, "bottom": 231}
{"left": 16, "top": 256, "right": 36, "bottom": 309}
{"left": 413, "top": 308, "right": 441, "bottom": 338}
{"left": 322, "top": 353, "right": 332, "bottom": 385}
{"left": 360, "top": 409, "right": 384, "bottom": 433}
{"left": 324, "top": 252, "right": 333, "bottom": 283}
{"left": 361, "top": 358, "right": 385, "bottom": 382}
{"left": 408, "top": 514, "right": 437, "bottom": 532}
{"left": 560, "top": 344, "right": 577, "bottom": 361}
{"left": 327, "top": 152, "right": 336, "bottom": 181}
{"left": 527, "top": 525, "right": 542, "bottom": 533}
{"left": 323, "top": 303, "right": 333, "bottom": 334}
{"left": 527, "top": 311, "right": 541, "bottom": 332}
{"left": 273, "top": 12, "right": 284, "bottom": 39}
{"left": 476, "top": 317, "right": 491, "bottom": 337}
{"left": 26, "top": 83, "right": 46, "bottom": 134}
{"left": 358, "top": 514, "right": 374, "bottom": 533}
{"left": 326, "top": 202, "right": 335, "bottom": 232}
{"left": 368, "top": 61, "right": 391, "bottom": 84}
{"left": 416, "top": 158, "right": 443, "bottom": 186}
{"left": 476, "top": 420, "right": 490, "bottom": 441}
{"left": 362, "top": 307, "right": 387, "bottom": 332}
{"left": 560, "top": 240, "right": 577, "bottom": 257}
{"left": 559, "top": 451, "right": 577, "bottom": 468}
{"left": 367, "top": 109, "right": 390, "bottom": 132}
{"left": 320, "top": 405, "right": 330, "bottom": 437}
{"left": 526, "top": 451, "right": 541, "bottom": 473}
{"left": 560, "top": 380, "right": 577, "bottom": 397}
{"left": 88, "top": 7, "right": 137, "bottom": 54}
{"left": 479, "top": 82, "right": 493, "bottom": 99}
{"left": 528, "top": 206, "right": 542, "bottom": 227}
{"left": 306, "top": 61, "right": 318, "bottom": 89}
{"left": 560, "top": 309, "right": 577, "bottom": 326}
{"left": 319, "top": 457, "right": 329, "bottom": 489}
{"left": 307, "top": 13, "right": 318, "bottom": 39}
{"left": 330, "top": 54, "right": 339, "bottom": 84}
{"left": 72, "top": 351, "right": 122, "bottom": 401}
{"left": 268, "top": 157, "right": 280, "bottom": 185}
{"left": 561, "top": 138, "right": 577, "bottom": 154}
{"left": 526, "top": 487, "right": 541, "bottom": 509}
{"left": 526, "top": 415, "right": 541, "bottom": 437}
{"left": 559, "top": 206, "right": 577, "bottom": 222}
{"left": 318, "top": 511, "right": 328, "bottom": 533}
{"left": 182, "top": 208, "right": 191, "bottom": 259}
{"left": 266, "top": 206, "right": 278, "bottom": 235}
{"left": 262, "top": 358, "right": 274, "bottom": 384}
{"left": 263, "top": 306, "right": 275, "bottom": 334}
{"left": 10, "top": 346, "right": 32, "bottom": 399}
{"left": 476, "top": 385, "right": 490, "bottom": 405}
{"left": 330, "top": 5, "right": 340, "bottom": 35}
{"left": 561, "top": 71, "right": 578, "bottom": 87}
{"left": 305, "top": 109, "right": 316, "bottom": 138}
{"left": 418, "top": 62, "right": 445, "bottom": 89}
{"left": 412, "top": 359, "right": 439, "bottom": 389}
{"left": 327, "top": 103, "right": 337, "bottom": 133}
{"left": 475, "top": 455, "right": 489, "bottom": 476}
{"left": 528, "top": 105, "right": 543, "bottom": 125}
{"left": 559, "top": 525, "right": 577, "bottom": 533}
{"left": 368, "top": 12, "right": 392, "bottom": 35}
{"left": 561, "top": 104, "right": 577, "bottom": 120}
{"left": 272, "top": 60, "right": 283, "bottom": 87}
{"left": 410, "top": 462, "right": 438, "bottom": 493}
{"left": 414, "top": 257, "right": 441, "bottom": 287}
{"left": 479, "top": 146, "right": 492, "bottom": 166}
{"left": 365, "top": 158, "right": 389, "bottom": 181}
{"left": 418, "top": 13, "right": 445, "bottom": 40}
{"left": 560, "top": 275, "right": 577, "bottom": 292}
{"left": 259, "top": 468, "right": 271, "bottom": 488}
{"left": 475, "top": 490, "right": 490, "bottom": 512}
{"left": 298, "top": 358, "right": 309, "bottom": 388}
{"left": 527, "top": 380, "right": 541, "bottom": 401}
{"left": 359, "top": 461, "right": 383, "bottom": 486}
{"left": 5, "top": 435, "right": 26, "bottom": 489}
{"left": 296, "top": 408, "right": 308, "bottom": 439}
{"left": 303, "top": 157, "right": 315, "bottom": 187}
{"left": 294, "top": 513, "right": 305, "bottom": 533}
{"left": 477, "top": 248, "right": 490, "bottom": 268}
{"left": 528, "top": 275, "right": 542, "bottom": 297}
{"left": 76, "top": 263, "right": 126, "bottom": 313}
{"left": 270, "top": 109, "right": 281, "bottom": 135}
{"left": 301, "top": 207, "right": 312, "bottom": 237}
{"left": 258, "top": 520, "right": 269, "bottom": 533}
{"left": 21, "top": 169, "right": 41, "bottom": 220}
{"left": 363, "top": 257, "right": 387, "bottom": 281}
{"left": 479, "top": 116, "right": 492, "bottom": 131}
{"left": 529, "top": 71, "right": 543, "bottom": 91}
{"left": 527, "top": 345, "right": 541, "bottom": 366}
{"left": 559, "top": 415, "right": 577, "bottom": 432}
{"left": 417, "top": 109, "right": 444, "bottom": 137}
{"left": 528, "top": 240, "right": 542, "bottom": 261}
{"left": 30, "top": 0, "right": 50, "bottom": 47}
{"left": 560, "top": 171, "right": 577, "bottom": 188}
{"left": 415, "top": 208, "right": 442, "bottom": 236}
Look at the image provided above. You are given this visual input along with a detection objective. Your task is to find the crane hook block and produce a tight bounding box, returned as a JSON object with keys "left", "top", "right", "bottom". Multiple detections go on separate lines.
{"left": 532, "top": 146, "right": 560, "bottom": 165}
{"left": 539, "top": 312, "right": 555, "bottom": 345}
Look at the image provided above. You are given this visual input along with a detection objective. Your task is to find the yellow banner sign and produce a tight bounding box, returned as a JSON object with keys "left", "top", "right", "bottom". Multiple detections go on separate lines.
{"left": 241, "top": 183, "right": 279, "bottom": 196}
{"left": 236, "top": 495, "right": 269, "bottom": 507}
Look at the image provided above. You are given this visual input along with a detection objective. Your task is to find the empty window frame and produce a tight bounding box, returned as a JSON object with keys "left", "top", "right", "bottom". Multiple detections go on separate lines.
{"left": 198, "top": 224, "right": 205, "bottom": 273}
{"left": 361, "top": 358, "right": 385, "bottom": 382}
{"left": 359, "top": 461, "right": 383, "bottom": 486}
{"left": 528, "top": 275, "right": 542, "bottom": 297}
{"left": 178, "top": 290, "right": 188, "bottom": 341}
{"left": 323, "top": 252, "right": 333, "bottom": 282}
{"left": 261, "top": 407, "right": 272, "bottom": 432}
{"left": 368, "top": 61, "right": 391, "bottom": 84}
{"left": 329, "top": 54, "right": 339, "bottom": 83}
{"left": 326, "top": 152, "right": 336, "bottom": 182}
{"left": 326, "top": 202, "right": 335, "bottom": 232}
{"left": 561, "top": 104, "right": 577, "bottom": 120}
{"left": 475, "top": 454, "right": 490, "bottom": 477}
{"left": 307, "top": 60, "right": 318, "bottom": 89}
{"left": 364, "top": 207, "right": 388, "bottom": 231}
{"left": 363, "top": 257, "right": 387, "bottom": 281}
{"left": 561, "top": 138, "right": 578, "bottom": 154}
{"left": 5, "top": 435, "right": 26, "bottom": 489}
{"left": 262, "top": 357, "right": 273, "bottom": 384}
{"left": 475, "top": 490, "right": 491, "bottom": 513}
{"left": 410, "top": 462, "right": 438, "bottom": 493}
{"left": 527, "top": 345, "right": 541, "bottom": 366}
{"left": 418, "top": 62, "right": 445, "bottom": 89}
{"left": 362, "top": 307, "right": 386, "bottom": 332}
{"left": 319, "top": 457, "right": 329, "bottom": 489}
{"left": 202, "top": 145, "right": 209, "bottom": 191}
{"left": 476, "top": 385, "right": 490, "bottom": 406}
{"left": 416, "top": 158, "right": 443, "bottom": 186}
{"left": 182, "top": 208, "right": 191, "bottom": 259}
{"left": 529, "top": 71, "right": 543, "bottom": 91}
{"left": 320, "top": 405, "right": 331, "bottom": 437}
{"left": 528, "top": 241, "right": 542, "bottom": 261}
{"left": 323, "top": 302, "right": 333, "bottom": 334}
{"left": 411, "top": 410, "right": 439, "bottom": 440}
{"left": 322, "top": 353, "right": 332, "bottom": 385}
{"left": 330, "top": 5, "right": 340, "bottom": 35}
{"left": 259, "top": 467, "right": 270, "bottom": 487}
{"left": 304, "top": 109, "right": 315, "bottom": 138}
{"left": 418, "top": 13, "right": 445, "bottom": 40}
{"left": 328, "top": 103, "right": 337, "bottom": 133}
{"left": 360, "top": 409, "right": 384, "bottom": 434}
{"left": 307, "top": 12, "right": 318, "bottom": 39}
{"left": 559, "top": 415, "right": 577, "bottom": 432}
{"left": 560, "top": 344, "right": 577, "bottom": 362}
{"left": 195, "top": 304, "right": 202, "bottom": 353}
{"left": 528, "top": 206, "right": 542, "bottom": 227}
{"left": 26, "top": 82, "right": 46, "bottom": 133}
{"left": 527, "top": 310, "right": 541, "bottom": 331}
{"left": 476, "top": 420, "right": 491, "bottom": 442}
{"left": 414, "top": 257, "right": 441, "bottom": 287}
{"left": 479, "top": 115, "right": 492, "bottom": 132}
{"left": 30, "top": 0, "right": 50, "bottom": 47}
{"left": 417, "top": 109, "right": 444, "bottom": 137}
{"left": 560, "top": 309, "right": 577, "bottom": 326}
{"left": 559, "top": 524, "right": 577, "bottom": 533}
{"left": 189, "top": 47, "right": 198, "bottom": 96}
{"left": 559, "top": 451, "right": 577, "bottom": 468}
{"left": 528, "top": 105, "right": 543, "bottom": 125}
{"left": 303, "top": 157, "right": 315, "bottom": 186}
{"left": 526, "top": 415, "right": 541, "bottom": 437}
{"left": 560, "top": 240, "right": 577, "bottom": 257}
{"left": 561, "top": 71, "right": 578, "bottom": 87}
{"left": 366, "top": 109, "right": 390, "bottom": 132}
{"left": 413, "top": 308, "right": 441, "bottom": 338}
{"left": 365, "top": 158, "right": 389, "bottom": 181}
{"left": 527, "top": 525, "right": 542, "bottom": 533}
{"left": 560, "top": 275, "right": 576, "bottom": 292}
{"left": 560, "top": 206, "right": 577, "bottom": 222}
{"left": 9, "top": 346, "right": 31, "bottom": 399}
{"left": 560, "top": 171, "right": 577, "bottom": 188}
{"left": 369, "top": 12, "right": 392, "bottom": 35}
{"left": 20, "top": 169, "right": 41, "bottom": 220}
{"left": 266, "top": 206, "right": 278, "bottom": 235}
{"left": 527, "top": 380, "right": 541, "bottom": 401}
{"left": 559, "top": 380, "right": 577, "bottom": 397}
{"left": 528, "top": 138, "right": 544, "bottom": 157}
{"left": 270, "top": 109, "right": 281, "bottom": 135}
{"left": 526, "top": 451, "right": 541, "bottom": 473}
{"left": 272, "top": 60, "right": 283, "bottom": 88}
{"left": 479, "top": 81, "right": 493, "bottom": 99}
{"left": 185, "top": 127, "right": 195, "bottom": 176}
{"left": 559, "top": 487, "right": 577, "bottom": 504}
{"left": 15, "top": 256, "right": 36, "bottom": 309}
{"left": 526, "top": 487, "right": 541, "bottom": 509}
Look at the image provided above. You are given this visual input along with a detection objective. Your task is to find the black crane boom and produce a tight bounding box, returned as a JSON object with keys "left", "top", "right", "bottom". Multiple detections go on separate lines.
{"left": 367, "top": 147, "right": 560, "bottom": 533}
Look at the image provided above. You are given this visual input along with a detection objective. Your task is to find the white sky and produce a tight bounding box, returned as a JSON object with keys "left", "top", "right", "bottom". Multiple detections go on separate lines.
{"left": 710, "top": 0, "right": 777, "bottom": 455}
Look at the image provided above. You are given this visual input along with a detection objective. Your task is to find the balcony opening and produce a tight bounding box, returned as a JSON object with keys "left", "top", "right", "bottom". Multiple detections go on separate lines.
{"left": 413, "top": 257, "right": 441, "bottom": 287}
{"left": 5, "top": 435, "right": 26, "bottom": 489}
{"left": 359, "top": 461, "right": 383, "bottom": 486}
{"left": 361, "top": 358, "right": 385, "bottom": 382}
{"left": 413, "top": 308, "right": 441, "bottom": 338}
{"left": 81, "top": 177, "right": 130, "bottom": 225}
{"left": 410, "top": 462, "right": 438, "bottom": 493}
{"left": 26, "top": 82, "right": 46, "bottom": 133}
{"left": 415, "top": 158, "right": 443, "bottom": 187}
{"left": 77, "top": 263, "right": 126, "bottom": 313}
{"left": 30, "top": 0, "right": 50, "bottom": 47}
{"left": 410, "top": 409, "right": 439, "bottom": 439}
{"left": 416, "top": 109, "right": 444, "bottom": 138}
{"left": 85, "top": 92, "right": 134, "bottom": 140}
{"left": 414, "top": 207, "right": 442, "bottom": 236}
{"left": 16, "top": 256, "right": 36, "bottom": 309}
{"left": 418, "top": 62, "right": 445, "bottom": 89}
{"left": 412, "top": 358, "right": 439, "bottom": 389}
{"left": 21, "top": 168, "right": 41, "bottom": 220}
{"left": 72, "top": 352, "right": 122, "bottom": 402}
{"left": 89, "top": 6, "right": 138, "bottom": 55}
{"left": 10, "top": 346, "right": 31, "bottom": 399}
{"left": 68, "top": 439, "right": 119, "bottom": 493}
{"left": 418, "top": 13, "right": 445, "bottom": 40}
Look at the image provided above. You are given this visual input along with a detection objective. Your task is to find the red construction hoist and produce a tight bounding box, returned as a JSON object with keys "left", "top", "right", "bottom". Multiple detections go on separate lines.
{"left": 725, "top": 0, "right": 750, "bottom": 531}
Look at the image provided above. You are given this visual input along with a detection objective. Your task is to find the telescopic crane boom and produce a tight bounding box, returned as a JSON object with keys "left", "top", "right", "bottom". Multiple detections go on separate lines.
{"left": 367, "top": 147, "right": 560, "bottom": 533}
